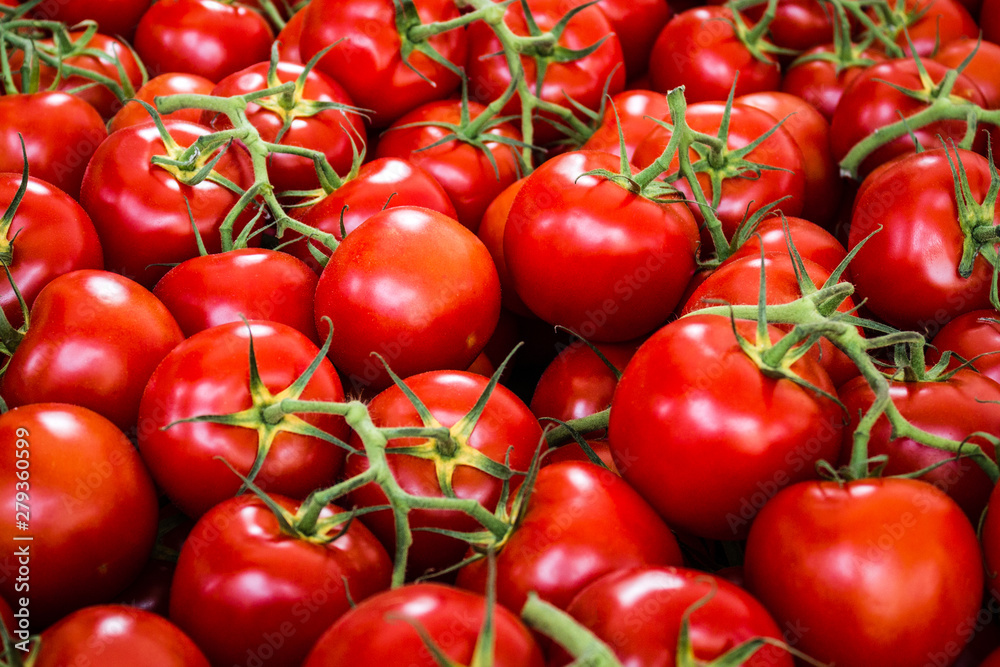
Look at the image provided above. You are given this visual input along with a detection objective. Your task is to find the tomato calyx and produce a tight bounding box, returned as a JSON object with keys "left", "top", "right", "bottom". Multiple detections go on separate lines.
{"left": 788, "top": 0, "right": 886, "bottom": 70}
{"left": 724, "top": 0, "right": 797, "bottom": 65}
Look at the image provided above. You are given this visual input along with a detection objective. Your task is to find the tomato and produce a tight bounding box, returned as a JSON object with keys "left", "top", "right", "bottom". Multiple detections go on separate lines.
{"left": 837, "top": 370, "right": 1000, "bottom": 519}
{"left": 79, "top": 119, "right": 257, "bottom": 288}
{"left": 780, "top": 45, "right": 886, "bottom": 123}
{"left": 608, "top": 314, "right": 845, "bottom": 540}
{"left": 153, "top": 248, "right": 319, "bottom": 342}
{"left": 745, "top": 0, "right": 834, "bottom": 52}
{"left": 580, "top": 89, "right": 671, "bottom": 163}
{"left": 933, "top": 37, "right": 1000, "bottom": 110}
{"left": 33, "top": 605, "right": 209, "bottom": 667}
{"left": 170, "top": 494, "right": 391, "bottom": 667}
{"left": 567, "top": 0, "right": 671, "bottom": 79}
{"left": 343, "top": 369, "right": 543, "bottom": 579}
{"left": 26, "top": 0, "right": 152, "bottom": 41}
{"left": 1, "top": 270, "right": 184, "bottom": 436}
{"left": 205, "top": 60, "right": 366, "bottom": 192}
{"left": 303, "top": 584, "right": 544, "bottom": 667}
{"left": 136, "top": 320, "right": 349, "bottom": 518}
{"left": 848, "top": 149, "right": 999, "bottom": 333}
{"left": 0, "top": 404, "right": 159, "bottom": 628}
{"left": 0, "top": 91, "right": 108, "bottom": 201}
{"left": 550, "top": 567, "right": 793, "bottom": 667}
{"left": 456, "top": 461, "right": 684, "bottom": 613}
{"left": 275, "top": 8, "right": 305, "bottom": 64}
{"left": 375, "top": 100, "right": 522, "bottom": 231}
{"left": 134, "top": 0, "right": 275, "bottom": 82}
{"left": 465, "top": 0, "right": 625, "bottom": 144}
{"left": 983, "top": 481, "right": 1000, "bottom": 603}
{"left": 928, "top": 309, "right": 1000, "bottom": 384}
{"left": 830, "top": 59, "right": 989, "bottom": 177}
{"left": 300, "top": 0, "right": 466, "bottom": 127}
{"left": 724, "top": 215, "right": 848, "bottom": 273}
{"left": 476, "top": 178, "right": 532, "bottom": 316}
{"left": 648, "top": 7, "right": 781, "bottom": 103}
{"left": 108, "top": 72, "right": 216, "bottom": 133}
{"left": 0, "top": 172, "right": 103, "bottom": 328}
{"left": 983, "top": 0, "right": 1000, "bottom": 44}
{"left": 881, "top": 0, "right": 978, "bottom": 57}
{"left": 284, "top": 157, "right": 457, "bottom": 273}
{"left": 313, "top": 206, "right": 500, "bottom": 394}
{"left": 745, "top": 478, "right": 983, "bottom": 667}
{"left": 503, "top": 150, "right": 699, "bottom": 342}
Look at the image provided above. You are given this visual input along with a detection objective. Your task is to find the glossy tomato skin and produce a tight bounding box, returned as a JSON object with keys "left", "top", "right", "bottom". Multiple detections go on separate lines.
{"left": 300, "top": 0, "right": 465, "bottom": 127}
{"left": 745, "top": 478, "right": 983, "bottom": 667}
{"left": 303, "top": 583, "right": 544, "bottom": 667}
{"left": 153, "top": 248, "right": 319, "bottom": 342}
{"left": 848, "top": 149, "right": 999, "bottom": 333}
{"left": 0, "top": 91, "right": 107, "bottom": 201}
{"left": 837, "top": 371, "right": 1000, "bottom": 519}
{"left": 550, "top": 567, "right": 793, "bottom": 667}
{"left": 928, "top": 309, "right": 1000, "bottom": 384}
{"left": 314, "top": 206, "right": 500, "bottom": 394}
{"left": 724, "top": 215, "right": 848, "bottom": 272}
{"left": 205, "top": 61, "right": 366, "bottom": 191}
{"left": 0, "top": 404, "right": 159, "bottom": 628}
{"left": 0, "top": 173, "right": 103, "bottom": 327}
{"left": 456, "top": 461, "right": 684, "bottom": 613}
{"left": 343, "top": 370, "right": 543, "bottom": 579}
{"left": 581, "top": 89, "right": 672, "bottom": 163}
{"left": 780, "top": 45, "right": 886, "bottom": 123}
{"left": 136, "top": 321, "right": 349, "bottom": 518}
{"left": 375, "top": 100, "right": 522, "bottom": 231}
{"left": 476, "top": 178, "right": 531, "bottom": 316}
{"left": 275, "top": 8, "right": 305, "bottom": 64}
{"left": 134, "top": 0, "right": 275, "bottom": 82}
{"left": 1, "top": 270, "right": 184, "bottom": 435}
{"left": 34, "top": 605, "right": 209, "bottom": 667}
{"left": 885, "top": 0, "right": 978, "bottom": 57}
{"left": 286, "top": 157, "right": 457, "bottom": 273}
{"left": 585, "top": 0, "right": 671, "bottom": 78}
{"left": 608, "top": 314, "right": 845, "bottom": 540}
{"left": 933, "top": 37, "right": 1000, "bottom": 110}
{"left": 108, "top": 72, "right": 216, "bottom": 133}
{"left": 504, "top": 150, "right": 699, "bottom": 342}
{"left": 170, "top": 494, "right": 392, "bottom": 667}
{"left": 648, "top": 7, "right": 781, "bottom": 103}
{"left": 80, "top": 119, "right": 257, "bottom": 288}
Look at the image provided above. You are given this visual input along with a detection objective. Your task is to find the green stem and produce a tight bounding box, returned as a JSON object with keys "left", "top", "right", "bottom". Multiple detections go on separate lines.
{"left": 544, "top": 408, "right": 610, "bottom": 446}
{"left": 520, "top": 594, "right": 624, "bottom": 667}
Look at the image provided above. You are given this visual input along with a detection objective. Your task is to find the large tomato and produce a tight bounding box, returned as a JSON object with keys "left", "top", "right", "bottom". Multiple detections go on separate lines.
{"left": 1, "top": 270, "right": 184, "bottom": 436}
{"left": 745, "top": 478, "right": 983, "bottom": 667}
{"left": 607, "top": 314, "right": 845, "bottom": 540}
{"left": 503, "top": 150, "right": 699, "bottom": 342}
{"left": 0, "top": 404, "right": 159, "bottom": 628}
{"left": 136, "top": 320, "right": 349, "bottom": 518}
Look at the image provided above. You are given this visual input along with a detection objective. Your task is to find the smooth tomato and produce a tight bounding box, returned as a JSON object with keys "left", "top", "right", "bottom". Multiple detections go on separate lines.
{"left": 108, "top": 72, "right": 216, "bottom": 133}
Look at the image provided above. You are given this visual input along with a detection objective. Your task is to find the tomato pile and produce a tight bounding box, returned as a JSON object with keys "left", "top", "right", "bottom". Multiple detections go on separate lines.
{"left": 0, "top": 0, "right": 1000, "bottom": 664}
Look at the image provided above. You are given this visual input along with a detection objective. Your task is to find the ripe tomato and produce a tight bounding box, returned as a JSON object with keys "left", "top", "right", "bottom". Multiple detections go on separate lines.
{"left": 933, "top": 37, "right": 1000, "bottom": 110}
{"left": 575, "top": 0, "right": 671, "bottom": 79}
{"left": 724, "top": 215, "right": 848, "bottom": 273}
{"left": 33, "top": 605, "right": 209, "bottom": 667}
{"left": 456, "top": 461, "right": 684, "bottom": 613}
{"left": 275, "top": 8, "right": 305, "bottom": 64}
{"left": 1, "top": 270, "right": 184, "bottom": 436}
{"left": 136, "top": 320, "right": 349, "bottom": 518}
{"left": 928, "top": 309, "right": 1000, "bottom": 384}
{"left": 743, "top": 0, "right": 834, "bottom": 52}
{"left": 780, "top": 45, "right": 886, "bottom": 123}
{"left": 608, "top": 314, "right": 844, "bottom": 540}
{"left": 0, "top": 404, "right": 159, "bottom": 628}
{"left": 313, "top": 206, "right": 500, "bottom": 394}
{"left": 550, "top": 567, "right": 793, "bottom": 667}
{"left": 475, "top": 178, "right": 531, "bottom": 316}
{"left": 27, "top": 0, "right": 152, "bottom": 41}
{"left": 303, "top": 584, "right": 544, "bottom": 667}
{"left": 745, "top": 478, "right": 983, "bottom": 667}
{"left": 983, "top": 0, "right": 1000, "bottom": 43}
{"left": 881, "top": 0, "right": 978, "bottom": 57}
{"left": 170, "top": 494, "right": 392, "bottom": 667}
{"left": 108, "top": 72, "right": 216, "bottom": 133}
{"left": 134, "top": 0, "right": 275, "bottom": 82}
{"left": 503, "top": 150, "right": 699, "bottom": 342}
{"left": 580, "top": 89, "right": 671, "bottom": 163}
{"left": 0, "top": 172, "right": 103, "bottom": 328}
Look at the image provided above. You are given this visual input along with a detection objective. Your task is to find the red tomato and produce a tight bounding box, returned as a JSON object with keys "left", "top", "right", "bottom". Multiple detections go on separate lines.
{"left": 275, "top": 9, "right": 305, "bottom": 64}
{"left": 134, "top": 0, "right": 274, "bottom": 82}
{"left": 0, "top": 91, "right": 108, "bottom": 200}
{"left": 300, "top": 0, "right": 466, "bottom": 127}
{"left": 456, "top": 461, "right": 684, "bottom": 613}
{"left": 27, "top": 0, "right": 152, "bottom": 41}
{"left": 744, "top": 0, "right": 834, "bottom": 52}
{"left": 983, "top": 0, "right": 1000, "bottom": 43}
{"left": 848, "top": 149, "right": 999, "bottom": 333}
{"left": 837, "top": 370, "right": 1000, "bottom": 519}
{"left": 608, "top": 314, "right": 845, "bottom": 540}
{"left": 476, "top": 178, "right": 532, "bottom": 316}
{"left": 375, "top": 100, "right": 521, "bottom": 231}
{"left": 934, "top": 37, "right": 1000, "bottom": 110}
{"left": 745, "top": 478, "right": 984, "bottom": 667}
{"left": 881, "top": 0, "right": 978, "bottom": 57}
{"left": 0, "top": 404, "right": 159, "bottom": 628}
{"left": 724, "top": 215, "right": 848, "bottom": 273}
{"left": 780, "top": 45, "right": 886, "bottom": 123}
{"left": 465, "top": 0, "right": 625, "bottom": 144}
{"left": 550, "top": 567, "right": 793, "bottom": 667}
{"left": 580, "top": 89, "right": 671, "bottom": 163}
{"left": 79, "top": 119, "right": 257, "bottom": 288}
{"left": 205, "top": 61, "right": 366, "bottom": 191}
{"left": 343, "top": 369, "right": 543, "bottom": 579}
{"left": 313, "top": 206, "right": 500, "bottom": 394}
{"left": 303, "top": 584, "right": 544, "bottom": 667}
{"left": 0, "top": 172, "right": 103, "bottom": 327}
{"left": 648, "top": 7, "right": 781, "bottom": 103}
{"left": 136, "top": 320, "right": 349, "bottom": 518}
{"left": 33, "top": 605, "right": 209, "bottom": 667}
{"left": 503, "top": 150, "right": 699, "bottom": 342}
{"left": 170, "top": 494, "right": 391, "bottom": 667}
{"left": 928, "top": 309, "right": 1000, "bottom": 384}
{"left": 108, "top": 73, "right": 216, "bottom": 133}
{"left": 566, "top": 0, "right": 672, "bottom": 78}
{"left": 1, "top": 270, "right": 184, "bottom": 435}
